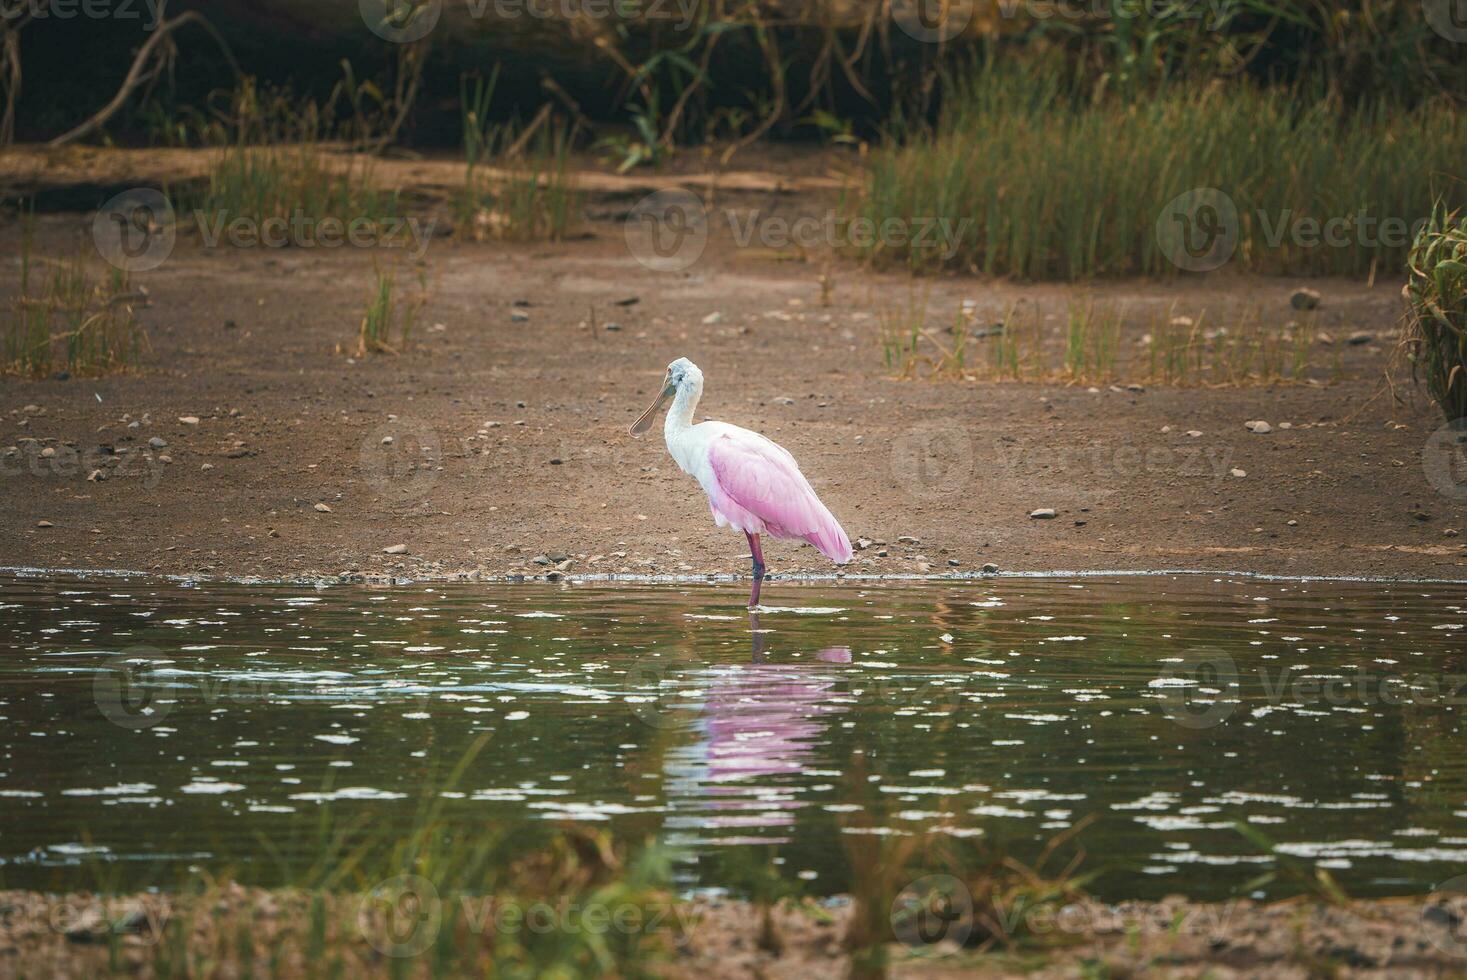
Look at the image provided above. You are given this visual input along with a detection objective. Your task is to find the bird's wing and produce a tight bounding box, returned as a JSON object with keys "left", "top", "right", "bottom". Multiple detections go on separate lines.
{"left": 706, "top": 429, "right": 853, "bottom": 563}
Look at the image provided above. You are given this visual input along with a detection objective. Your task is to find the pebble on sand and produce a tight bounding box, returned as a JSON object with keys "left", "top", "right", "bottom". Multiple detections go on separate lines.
{"left": 1290, "top": 288, "right": 1322, "bottom": 310}
{"left": 1245, "top": 420, "right": 1272, "bottom": 434}
{"left": 313, "top": 502, "right": 333, "bottom": 513}
{"left": 383, "top": 544, "right": 408, "bottom": 555}
{"left": 1030, "top": 508, "right": 1057, "bottom": 520}
{"left": 1230, "top": 468, "right": 1247, "bottom": 478}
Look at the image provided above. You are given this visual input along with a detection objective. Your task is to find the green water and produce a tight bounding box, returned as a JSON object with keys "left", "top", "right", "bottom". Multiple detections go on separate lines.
{"left": 1, "top": 572, "right": 1465, "bottom": 901}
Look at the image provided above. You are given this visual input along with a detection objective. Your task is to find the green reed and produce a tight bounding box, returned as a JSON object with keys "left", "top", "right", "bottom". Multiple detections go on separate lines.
{"left": 858, "top": 59, "right": 1465, "bottom": 281}
{"left": 1405, "top": 207, "right": 1467, "bottom": 422}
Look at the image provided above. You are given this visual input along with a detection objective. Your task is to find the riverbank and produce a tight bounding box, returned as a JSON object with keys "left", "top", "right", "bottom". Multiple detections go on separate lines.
{"left": 1, "top": 149, "right": 1459, "bottom": 585}
{"left": 5, "top": 886, "right": 1467, "bottom": 978}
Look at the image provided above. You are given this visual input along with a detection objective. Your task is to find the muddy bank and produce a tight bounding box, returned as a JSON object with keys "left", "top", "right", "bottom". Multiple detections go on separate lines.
{"left": 1, "top": 150, "right": 1462, "bottom": 585}
{"left": 6, "top": 886, "right": 1467, "bottom": 978}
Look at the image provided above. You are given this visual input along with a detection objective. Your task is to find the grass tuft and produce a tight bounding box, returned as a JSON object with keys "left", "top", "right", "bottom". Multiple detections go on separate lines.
{"left": 3, "top": 214, "right": 149, "bottom": 378}
{"left": 1404, "top": 207, "right": 1467, "bottom": 422}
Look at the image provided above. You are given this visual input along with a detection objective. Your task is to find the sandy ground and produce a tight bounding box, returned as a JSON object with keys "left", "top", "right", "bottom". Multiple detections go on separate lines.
{"left": 1, "top": 147, "right": 1463, "bottom": 585}
{"left": 7, "top": 887, "right": 1467, "bottom": 978}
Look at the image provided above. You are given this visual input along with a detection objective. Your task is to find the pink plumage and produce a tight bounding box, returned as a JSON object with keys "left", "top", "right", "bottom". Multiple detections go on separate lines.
{"left": 631, "top": 356, "right": 853, "bottom": 606}
{"left": 707, "top": 432, "right": 853, "bottom": 563}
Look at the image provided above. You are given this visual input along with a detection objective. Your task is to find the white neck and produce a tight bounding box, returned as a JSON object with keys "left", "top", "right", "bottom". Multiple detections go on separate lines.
{"left": 664, "top": 376, "right": 702, "bottom": 439}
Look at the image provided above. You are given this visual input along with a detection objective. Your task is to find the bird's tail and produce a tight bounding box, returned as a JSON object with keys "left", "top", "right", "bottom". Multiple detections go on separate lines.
{"left": 805, "top": 512, "right": 854, "bottom": 565}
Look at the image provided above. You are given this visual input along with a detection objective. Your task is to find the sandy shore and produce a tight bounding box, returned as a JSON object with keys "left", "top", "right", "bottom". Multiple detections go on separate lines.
{"left": 1, "top": 150, "right": 1463, "bottom": 585}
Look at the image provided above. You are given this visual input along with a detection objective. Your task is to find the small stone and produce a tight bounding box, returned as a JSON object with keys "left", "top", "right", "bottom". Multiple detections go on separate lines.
{"left": 855, "top": 537, "right": 874, "bottom": 551}
{"left": 1187, "top": 430, "right": 1203, "bottom": 438}
{"left": 1125, "top": 383, "right": 1145, "bottom": 393}
{"left": 179, "top": 416, "right": 200, "bottom": 425}
{"left": 1286, "top": 519, "right": 1298, "bottom": 527}
{"left": 36, "top": 520, "right": 54, "bottom": 528}
{"left": 1230, "top": 468, "right": 1246, "bottom": 478}
{"left": 1446, "top": 529, "right": 1460, "bottom": 538}
{"left": 381, "top": 436, "right": 394, "bottom": 445}
{"left": 981, "top": 562, "right": 999, "bottom": 574}
{"left": 554, "top": 559, "right": 573, "bottom": 572}
{"left": 383, "top": 544, "right": 408, "bottom": 555}
{"left": 1347, "top": 331, "right": 1373, "bottom": 346}
{"left": 201, "top": 463, "right": 214, "bottom": 471}
{"left": 1029, "top": 508, "right": 1057, "bottom": 520}
{"left": 875, "top": 549, "right": 889, "bottom": 558}
{"left": 1414, "top": 511, "right": 1432, "bottom": 522}
{"left": 531, "top": 555, "right": 552, "bottom": 566}
{"left": 604, "top": 322, "right": 621, "bottom": 332}
{"left": 1290, "top": 288, "right": 1321, "bottom": 310}
{"left": 314, "top": 502, "right": 333, "bottom": 513}
{"left": 86, "top": 469, "right": 105, "bottom": 482}
{"left": 1245, "top": 420, "right": 1272, "bottom": 434}
{"left": 149, "top": 437, "right": 168, "bottom": 449}
{"left": 510, "top": 310, "right": 529, "bottom": 323}
{"left": 898, "top": 535, "right": 920, "bottom": 544}
{"left": 1278, "top": 422, "right": 1292, "bottom": 429}
{"left": 947, "top": 559, "right": 960, "bottom": 567}
{"left": 40, "top": 446, "right": 55, "bottom": 458}
{"left": 1316, "top": 331, "right": 1334, "bottom": 345}
{"left": 701, "top": 311, "right": 723, "bottom": 325}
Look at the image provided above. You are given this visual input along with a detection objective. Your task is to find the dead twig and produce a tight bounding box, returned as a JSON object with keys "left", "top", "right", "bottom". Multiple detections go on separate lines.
{"left": 47, "top": 6, "right": 240, "bottom": 147}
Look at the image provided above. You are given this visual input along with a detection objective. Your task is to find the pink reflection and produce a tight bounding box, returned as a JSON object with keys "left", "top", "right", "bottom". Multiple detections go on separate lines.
{"left": 667, "top": 618, "right": 851, "bottom": 838}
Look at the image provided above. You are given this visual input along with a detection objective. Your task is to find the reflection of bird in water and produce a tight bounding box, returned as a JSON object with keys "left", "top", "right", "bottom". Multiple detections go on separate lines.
{"left": 664, "top": 613, "right": 849, "bottom": 842}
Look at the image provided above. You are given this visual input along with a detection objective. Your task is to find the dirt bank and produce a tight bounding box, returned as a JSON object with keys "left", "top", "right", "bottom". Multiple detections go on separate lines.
{"left": 1, "top": 149, "right": 1461, "bottom": 585}
{"left": 6, "top": 886, "right": 1467, "bottom": 978}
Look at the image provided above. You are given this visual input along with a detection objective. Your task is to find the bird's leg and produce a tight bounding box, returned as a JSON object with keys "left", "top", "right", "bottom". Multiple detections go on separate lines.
{"left": 745, "top": 531, "right": 766, "bottom": 608}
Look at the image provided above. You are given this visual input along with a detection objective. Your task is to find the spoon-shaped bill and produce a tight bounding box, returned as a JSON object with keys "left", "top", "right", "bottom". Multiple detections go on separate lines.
{"left": 630, "top": 377, "right": 673, "bottom": 436}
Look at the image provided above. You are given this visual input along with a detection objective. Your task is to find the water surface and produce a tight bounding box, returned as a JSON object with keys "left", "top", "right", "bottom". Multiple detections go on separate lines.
{"left": 1, "top": 573, "right": 1464, "bottom": 900}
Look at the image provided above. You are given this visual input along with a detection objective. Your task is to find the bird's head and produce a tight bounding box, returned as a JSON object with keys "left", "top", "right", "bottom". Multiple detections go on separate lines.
{"left": 630, "top": 357, "right": 702, "bottom": 437}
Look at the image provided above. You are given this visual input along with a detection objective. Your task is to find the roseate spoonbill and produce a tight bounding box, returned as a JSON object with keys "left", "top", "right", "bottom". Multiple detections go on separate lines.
{"left": 630, "top": 357, "right": 853, "bottom": 606}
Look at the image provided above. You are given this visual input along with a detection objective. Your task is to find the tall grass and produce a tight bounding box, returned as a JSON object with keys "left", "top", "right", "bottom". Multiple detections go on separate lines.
{"left": 457, "top": 71, "right": 581, "bottom": 243}
{"left": 3, "top": 218, "right": 148, "bottom": 378}
{"left": 859, "top": 59, "right": 1466, "bottom": 281}
{"left": 1405, "top": 207, "right": 1467, "bottom": 422}
{"left": 179, "top": 76, "right": 402, "bottom": 243}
